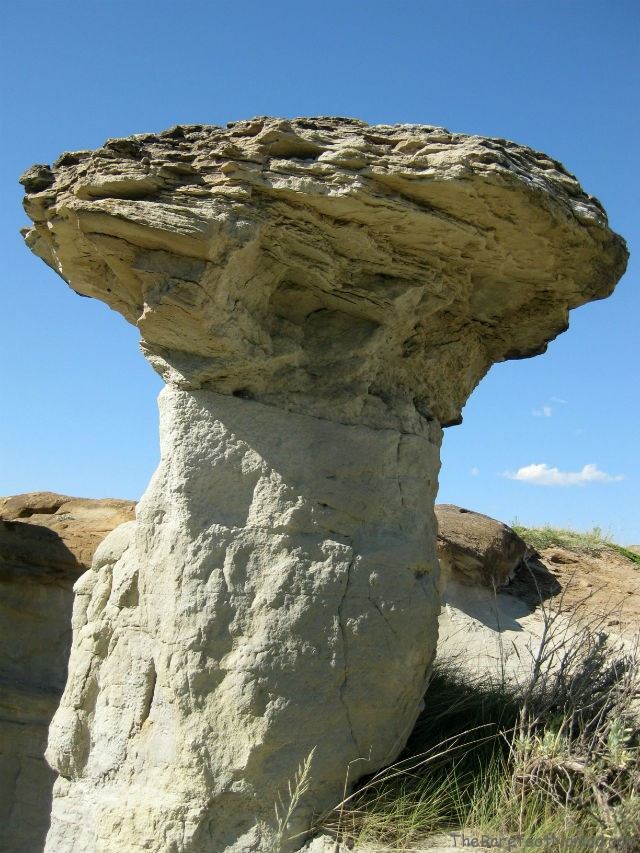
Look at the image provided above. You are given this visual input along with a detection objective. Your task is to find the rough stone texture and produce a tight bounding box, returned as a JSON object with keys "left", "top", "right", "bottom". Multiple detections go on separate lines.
{"left": 435, "top": 504, "right": 527, "bottom": 591}
{"left": 22, "top": 117, "right": 627, "bottom": 430}
{"left": 20, "top": 117, "right": 628, "bottom": 852}
{"left": 0, "top": 494, "right": 134, "bottom": 853}
{"left": 44, "top": 390, "right": 440, "bottom": 852}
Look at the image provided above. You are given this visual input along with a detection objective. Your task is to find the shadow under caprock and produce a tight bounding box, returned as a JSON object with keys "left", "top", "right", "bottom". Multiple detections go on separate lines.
{"left": 0, "top": 520, "right": 80, "bottom": 853}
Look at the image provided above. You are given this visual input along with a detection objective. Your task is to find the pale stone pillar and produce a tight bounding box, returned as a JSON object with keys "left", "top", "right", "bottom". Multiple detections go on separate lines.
{"left": 20, "top": 117, "right": 627, "bottom": 851}
{"left": 44, "top": 388, "right": 441, "bottom": 851}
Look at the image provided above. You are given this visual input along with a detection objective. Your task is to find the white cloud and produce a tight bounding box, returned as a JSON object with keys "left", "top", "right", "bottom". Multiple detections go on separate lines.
{"left": 503, "top": 463, "right": 624, "bottom": 487}
{"left": 550, "top": 396, "right": 567, "bottom": 404}
{"left": 532, "top": 405, "right": 552, "bottom": 417}
{"left": 470, "top": 466, "right": 480, "bottom": 476}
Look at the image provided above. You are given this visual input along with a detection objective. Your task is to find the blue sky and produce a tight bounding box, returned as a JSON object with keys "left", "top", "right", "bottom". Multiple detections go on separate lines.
{"left": 1, "top": 0, "right": 638, "bottom": 541}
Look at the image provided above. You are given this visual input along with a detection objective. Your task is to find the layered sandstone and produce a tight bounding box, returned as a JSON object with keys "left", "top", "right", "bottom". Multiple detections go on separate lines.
{"left": 20, "top": 117, "right": 627, "bottom": 852}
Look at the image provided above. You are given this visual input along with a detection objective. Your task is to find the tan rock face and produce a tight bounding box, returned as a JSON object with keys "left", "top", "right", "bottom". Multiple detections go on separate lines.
{"left": 0, "top": 494, "right": 134, "bottom": 853}
{"left": 20, "top": 117, "right": 627, "bottom": 853}
{"left": 0, "top": 492, "right": 135, "bottom": 578}
{"left": 435, "top": 505, "right": 531, "bottom": 682}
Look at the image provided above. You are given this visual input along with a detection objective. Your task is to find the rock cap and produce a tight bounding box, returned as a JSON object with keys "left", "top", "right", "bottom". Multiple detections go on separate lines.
{"left": 21, "top": 117, "right": 628, "bottom": 428}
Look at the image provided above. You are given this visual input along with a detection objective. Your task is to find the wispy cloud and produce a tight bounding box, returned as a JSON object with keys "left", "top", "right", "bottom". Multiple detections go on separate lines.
{"left": 470, "top": 466, "right": 480, "bottom": 476}
{"left": 532, "top": 405, "right": 553, "bottom": 417}
{"left": 503, "top": 463, "right": 624, "bottom": 487}
{"left": 532, "top": 396, "right": 567, "bottom": 417}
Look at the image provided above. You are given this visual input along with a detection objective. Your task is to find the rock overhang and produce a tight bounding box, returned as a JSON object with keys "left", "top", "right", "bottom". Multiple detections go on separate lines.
{"left": 21, "top": 116, "right": 628, "bottom": 428}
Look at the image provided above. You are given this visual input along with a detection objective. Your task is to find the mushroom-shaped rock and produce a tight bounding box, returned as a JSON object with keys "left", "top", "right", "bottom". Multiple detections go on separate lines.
{"left": 20, "top": 117, "right": 627, "bottom": 853}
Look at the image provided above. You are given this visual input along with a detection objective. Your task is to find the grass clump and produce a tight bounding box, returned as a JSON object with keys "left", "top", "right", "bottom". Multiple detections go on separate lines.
{"left": 320, "top": 599, "right": 640, "bottom": 851}
{"left": 613, "top": 546, "right": 640, "bottom": 568}
{"left": 513, "top": 523, "right": 640, "bottom": 567}
{"left": 512, "top": 523, "right": 613, "bottom": 555}
{"left": 269, "top": 747, "right": 316, "bottom": 853}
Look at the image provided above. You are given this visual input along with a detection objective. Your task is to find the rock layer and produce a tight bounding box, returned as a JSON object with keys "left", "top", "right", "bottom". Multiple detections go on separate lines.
{"left": 20, "top": 117, "right": 628, "bottom": 852}
{"left": 0, "top": 494, "right": 134, "bottom": 853}
{"left": 22, "top": 117, "right": 627, "bottom": 429}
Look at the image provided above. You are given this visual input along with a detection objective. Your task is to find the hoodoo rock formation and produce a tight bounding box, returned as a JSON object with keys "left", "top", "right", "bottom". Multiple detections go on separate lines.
{"left": 20, "top": 117, "right": 627, "bottom": 852}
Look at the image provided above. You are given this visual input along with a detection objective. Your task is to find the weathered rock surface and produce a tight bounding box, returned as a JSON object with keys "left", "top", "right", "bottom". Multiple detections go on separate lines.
{"left": 0, "top": 493, "right": 134, "bottom": 853}
{"left": 437, "top": 521, "right": 640, "bottom": 690}
{"left": 44, "top": 390, "right": 440, "bottom": 852}
{"left": 22, "top": 117, "right": 627, "bottom": 429}
{"left": 435, "top": 504, "right": 527, "bottom": 591}
{"left": 20, "top": 117, "right": 627, "bottom": 852}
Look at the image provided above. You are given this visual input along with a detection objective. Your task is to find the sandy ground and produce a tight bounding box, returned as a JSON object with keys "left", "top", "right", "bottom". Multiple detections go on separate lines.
{"left": 439, "top": 545, "right": 640, "bottom": 684}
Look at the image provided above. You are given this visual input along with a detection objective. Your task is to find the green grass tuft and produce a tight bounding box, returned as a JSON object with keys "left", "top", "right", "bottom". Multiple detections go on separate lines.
{"left": 512, "top": 524, "right": 640, "bottom": 568}
{"left": 511, "top": 523, "right": 613, "bottom": 554}
{"left": 319, "top": 600, "right": 640, "bottom": 851}
{"left": 612, "top": 545, "right": 640, "bottom": 567}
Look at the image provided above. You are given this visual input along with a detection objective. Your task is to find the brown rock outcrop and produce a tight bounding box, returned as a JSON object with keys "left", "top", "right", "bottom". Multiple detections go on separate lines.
{"left": 0, "top": 492, "right": 135, "bottom": 578}
{"left": 436, "top": 504, "right": 527, "bottom": 590}
{"left": 0, "top": 493, "right": 134, "bottom": 853}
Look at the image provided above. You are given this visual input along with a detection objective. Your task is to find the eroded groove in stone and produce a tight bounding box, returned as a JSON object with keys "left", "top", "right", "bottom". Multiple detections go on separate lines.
{"left": 20, "top": 117, "right": 627, "bottom": 852}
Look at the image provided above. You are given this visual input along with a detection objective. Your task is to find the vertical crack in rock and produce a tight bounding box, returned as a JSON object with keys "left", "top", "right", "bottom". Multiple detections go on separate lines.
{"left": 19, "top": 117, "right": 628, "bottom": 853}
{"left": 139, "top": 660, "right": 156, "bottom": 727}
{"left": 337, "top": 554, "right": 358, "bottom": 754}
{"left": 368, "top": 594, "right": 401, "bottom": 642}
{"left": 396, "top": 433, "right": 406, "bottom": 519}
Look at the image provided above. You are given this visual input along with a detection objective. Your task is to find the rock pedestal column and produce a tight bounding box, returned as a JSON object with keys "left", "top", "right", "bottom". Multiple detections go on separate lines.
{"left": 20, "top": 117, "right": 627, "bottom": 852}
{"left": 45, "top": 389, "right": 441, "bottom": 852}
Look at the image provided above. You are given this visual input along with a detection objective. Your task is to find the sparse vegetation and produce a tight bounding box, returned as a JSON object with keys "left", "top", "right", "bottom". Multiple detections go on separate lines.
{"left": 512, "top": 523, "right": 612, "bottom": 554}
{"left": 614, "top": 546, "right": 640, "bottom": 568}
{"left": 270, "top": 747, "right": 316, "bottom": 853}
{"left": 316, "top": 584, "right": 640, "bottom": 852}
{"left": 513, "top": 523, "right": 640, "bottom": 567}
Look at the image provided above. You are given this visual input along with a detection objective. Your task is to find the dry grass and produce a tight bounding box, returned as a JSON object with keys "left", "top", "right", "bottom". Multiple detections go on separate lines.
{"left": 269, "top": 747, "right": 316, "bottom": 853}
{"left": 512, "top": 523, "right": 640, "bottom": 567}
{"left": 315, "top": 574, "right": 640, "bottom": 852}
